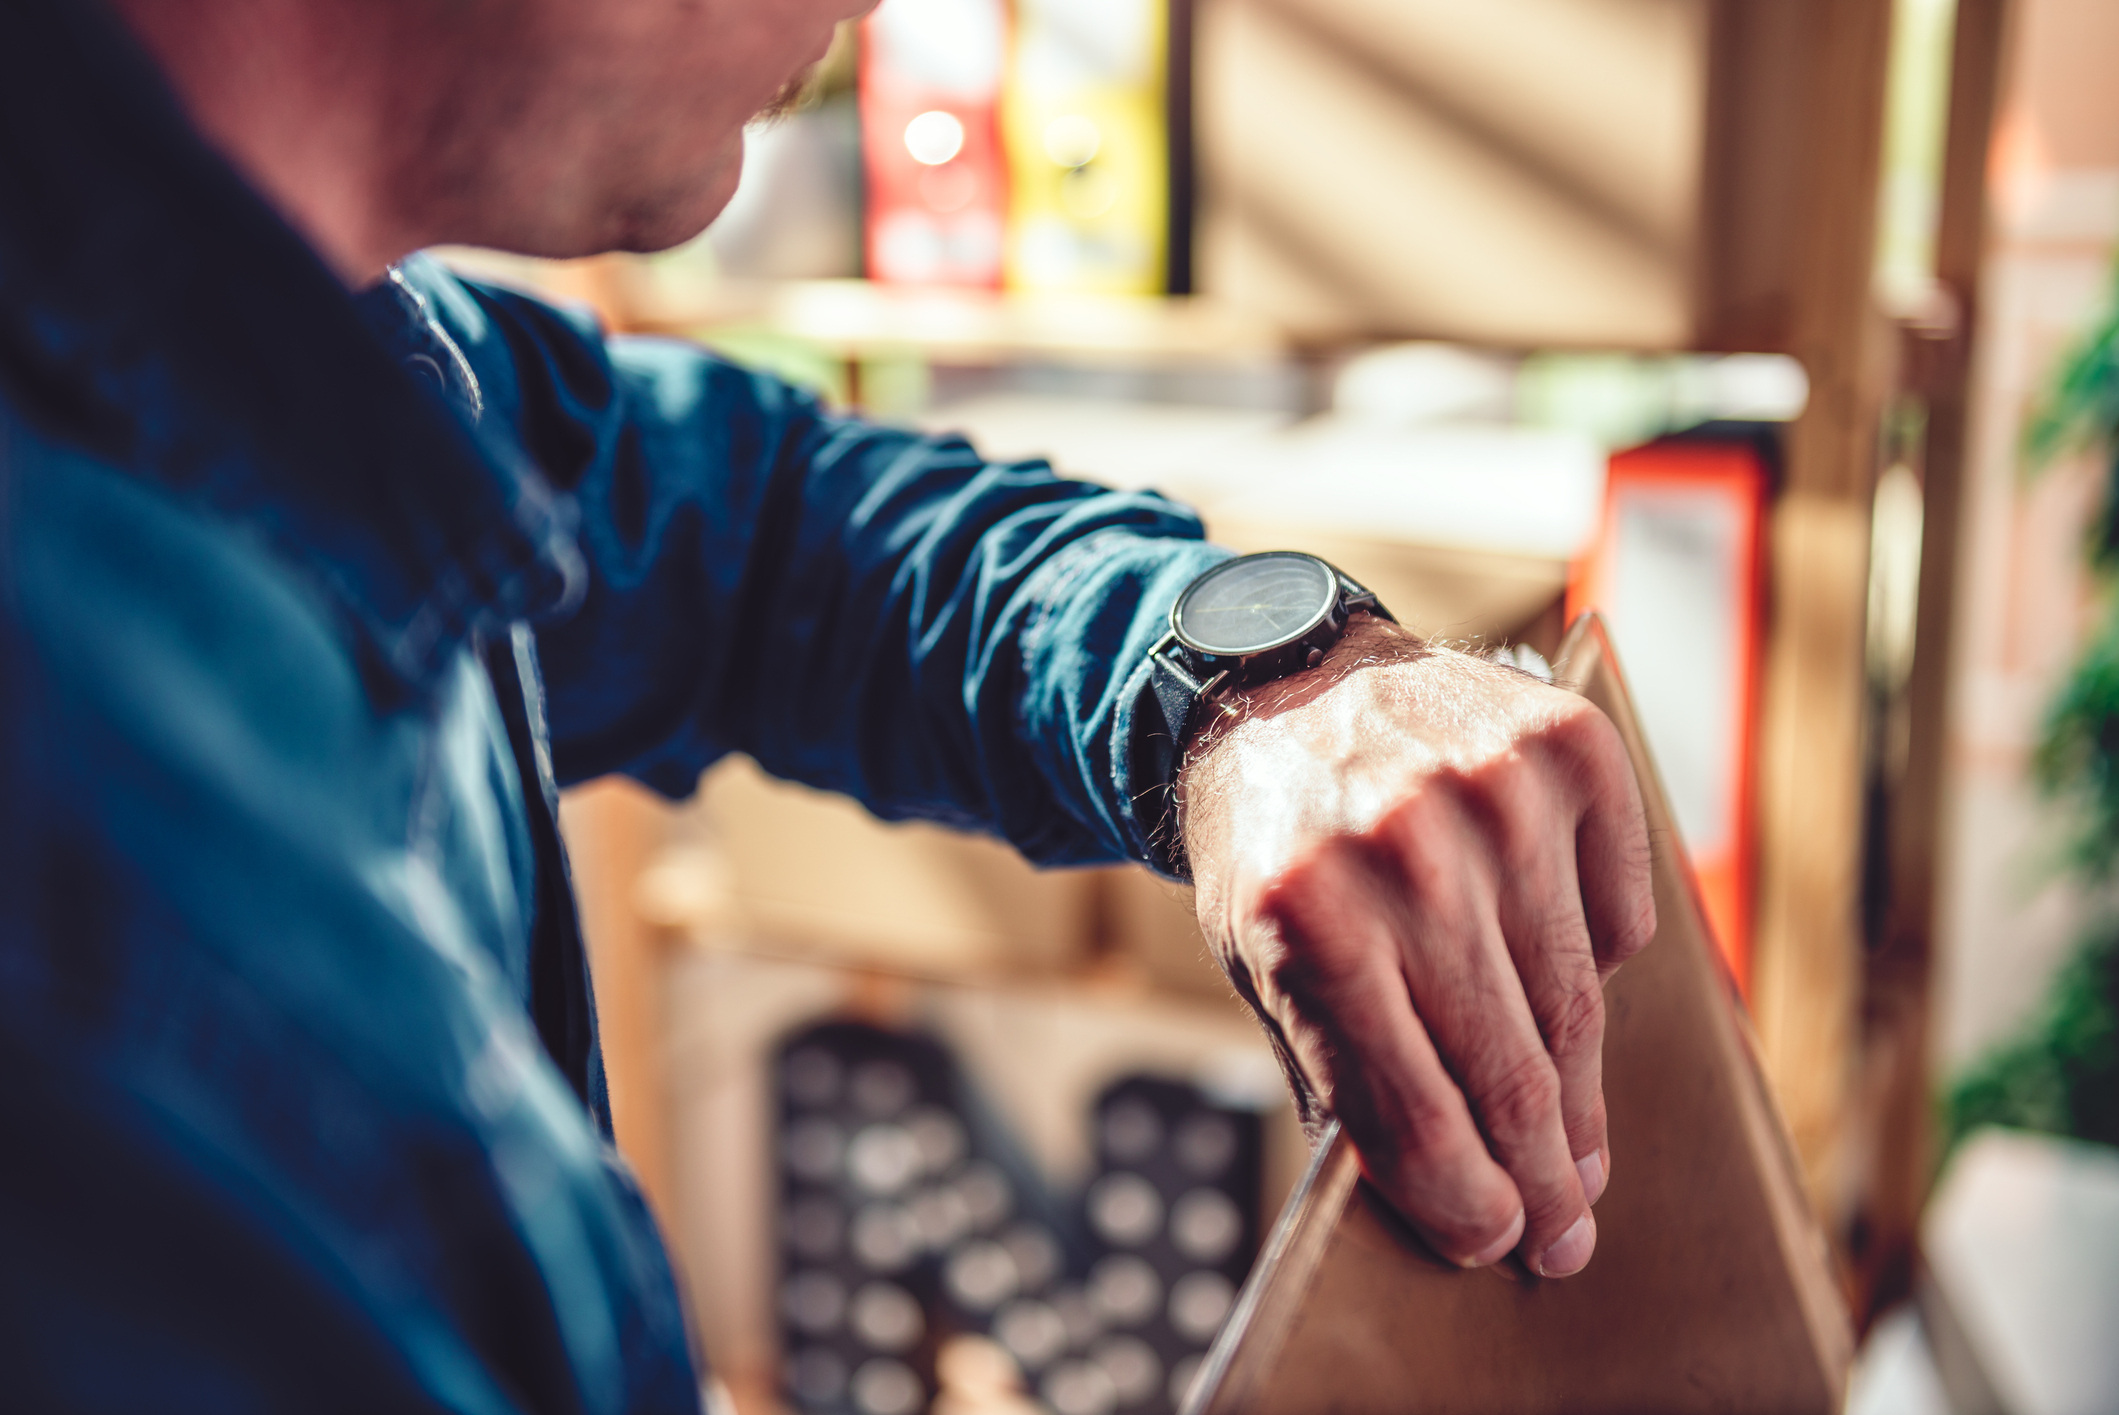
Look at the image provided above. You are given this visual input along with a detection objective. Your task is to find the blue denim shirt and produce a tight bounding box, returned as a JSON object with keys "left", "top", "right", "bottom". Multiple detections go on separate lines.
{"left": 0, "top": 2, "right": 1226, "bottom": 1409}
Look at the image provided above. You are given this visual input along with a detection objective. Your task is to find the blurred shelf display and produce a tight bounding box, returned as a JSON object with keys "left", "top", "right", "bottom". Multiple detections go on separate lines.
{"left": 636, "top": 754, "right": 1236, "bottom": 1002}
{"left": 659, "top": 947, "right": 1301, "bottom": 1415}
{"left": 766, "top": 1021, "right": 1265, "bottom": 1415}
{"left": 435, "top": 252, "right": 1283, "bottom": 379}
{"left": 527, "top": 0, "right": 2013, "bottom": 1388}
{"left": 1001, "top": 0, "right": 1171, "bottom": 297}
{"left": 861, "top": 0, "right": 1011, "bottom": 288}
{"left": 1066, "top": 1077, "right": 1265, "bottom": 1414}
{"left": 1569, "top": 438, "right": 1771, "bottom": 987}
{"left": 652, "top": 281, "right": 1283, "bottom": 370}
{"left": 641, "top": 757, "right": 1114, "bottom": 988}
{"left": 771, "top": 1021, "right": 1055, "bottom": 1415}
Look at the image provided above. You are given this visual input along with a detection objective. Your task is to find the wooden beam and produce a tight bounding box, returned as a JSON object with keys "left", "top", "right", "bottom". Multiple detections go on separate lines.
{"left": 558, "top": 777, "right": 680, "bottom": 1229}
{"left": 1751, "top": 492, "right": 1876, "bottom": 1204}
{"left": 1884, "top": 0, "right": 2011, "bottom": 1008}
{"left": 1698, "top": 0, "right": 1899, "bottom": 1218}
{"left": 1849, "top": 0, "right": 2014, "bottom": 1321}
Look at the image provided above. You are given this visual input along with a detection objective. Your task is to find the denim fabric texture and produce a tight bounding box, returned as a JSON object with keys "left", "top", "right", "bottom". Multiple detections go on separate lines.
{"left": 0, "top": 0, "right": 1227, "bottom": 1408}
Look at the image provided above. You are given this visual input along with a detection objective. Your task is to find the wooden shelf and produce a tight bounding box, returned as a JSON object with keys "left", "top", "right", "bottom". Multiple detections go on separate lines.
{"left": 642, "top": 279, "right": 1288, "bottom": 366}
{"left": 436, "top": 249, "right": 1287, "bottom": 365}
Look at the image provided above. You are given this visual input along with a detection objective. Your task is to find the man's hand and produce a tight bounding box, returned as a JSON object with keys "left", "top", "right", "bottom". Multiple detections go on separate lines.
{"left": 1179, "top": 616, "right": 1655, "bottom": 1278}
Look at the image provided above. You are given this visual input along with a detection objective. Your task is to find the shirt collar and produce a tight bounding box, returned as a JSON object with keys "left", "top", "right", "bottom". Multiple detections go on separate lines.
{"left": 0, "top": 0, "right": 583, "bottom": 695}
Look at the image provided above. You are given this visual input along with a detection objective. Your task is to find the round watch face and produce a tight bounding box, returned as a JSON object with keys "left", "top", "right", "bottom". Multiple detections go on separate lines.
{"left": 1173, "top": 553, "right": 1338, "bottom": 657}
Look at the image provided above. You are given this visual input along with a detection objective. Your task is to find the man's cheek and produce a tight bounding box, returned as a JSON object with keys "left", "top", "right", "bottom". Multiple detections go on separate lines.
{"left": 681, "top": 135, "right": 748, "bottom": 229}
{"left": 703, "top": 145, "right": 744, "bottom": 216}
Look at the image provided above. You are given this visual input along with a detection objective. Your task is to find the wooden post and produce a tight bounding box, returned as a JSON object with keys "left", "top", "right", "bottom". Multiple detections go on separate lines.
{"left": 558, "top": 777, "right": 680, "bottom": 1228}
{"left": 1849, "top": 0, "right": 2013, "bottom": 1320}
{"left": 1697, "top": 0, "right": 1899, "bottom": 1218}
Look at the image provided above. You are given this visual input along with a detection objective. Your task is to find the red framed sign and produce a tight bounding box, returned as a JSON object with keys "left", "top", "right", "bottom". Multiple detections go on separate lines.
{"left": 1568, "top": 439, "right": 1768, "bottom": 990}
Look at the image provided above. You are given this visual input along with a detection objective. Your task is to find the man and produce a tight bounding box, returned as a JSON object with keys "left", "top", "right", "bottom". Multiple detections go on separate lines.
{"left": 0, "top": 0, "right": 1653, "bottom": 1407}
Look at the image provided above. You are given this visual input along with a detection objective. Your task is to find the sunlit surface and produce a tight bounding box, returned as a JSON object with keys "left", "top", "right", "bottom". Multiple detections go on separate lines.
{"left": 903, "top": 110, "right": 966, "bottom": 166}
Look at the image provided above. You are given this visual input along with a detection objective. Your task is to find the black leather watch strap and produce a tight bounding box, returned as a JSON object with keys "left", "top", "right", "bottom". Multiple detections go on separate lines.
{"left": 1147, "top": 644, "right": 1204, "bottom": 765}
{"left": 1134, "top": 647, "right": 1206, "bottom": 878}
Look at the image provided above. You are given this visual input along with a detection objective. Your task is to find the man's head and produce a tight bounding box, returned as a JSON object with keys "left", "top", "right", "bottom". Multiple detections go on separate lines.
{"left": 108, "top": 0, "right": 872, "bottom": 282}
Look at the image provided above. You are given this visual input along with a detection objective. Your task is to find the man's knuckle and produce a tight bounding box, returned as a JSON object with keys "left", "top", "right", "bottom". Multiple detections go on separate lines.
{"left": 1253, "top": 844, "right": 1342, "bottom": 915}
{"left": 1386, "top": 1080, "right": 1471, "bottom": 1161}
{"left": 1294, "top": 929, "right": 1374, "bottom": 992}
{"left": 1211, "top": 932, "right": 1268, "bottom": 1005}
{"left": 1251, "top": 899, "right": 1372, "bottom": 1001}
{"left": 1558, "top": 699, "right": 1623, "bottom": 756}
{"left": 1478, "top": 1051, "right": 1561, "bottom": 1136}
{"left": 1609, "top": 888, "right": 1658, "bottom": 961}
{"left": 1372, "top": 797, "right": 1472, "bottom": 899}
{"left": 1251, "top": 859, "right": 1327, "bottom": 939}
{"left": 1567, "top": 1094, "right": 1609, "bottom": 1152}
{"left": 1529, "top": 703, "right": 1623, "bottom": 789}
{"left": 1542, "top": 969, "right": 1605, "bottom": 1059}
{"left": 1375, "top": 789, "right": 1446, "bottom": 850}
{"left": 1465, "top": 763, "right": 1545, "bottom": 843}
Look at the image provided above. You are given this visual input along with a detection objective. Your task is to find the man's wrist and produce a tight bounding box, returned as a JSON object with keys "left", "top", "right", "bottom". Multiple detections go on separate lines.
{"left": 1132, "top": 552, "right": 1413, "bottom": 881}
{"left": 1181, "top": 611, "right": 1426, "bottom": 765}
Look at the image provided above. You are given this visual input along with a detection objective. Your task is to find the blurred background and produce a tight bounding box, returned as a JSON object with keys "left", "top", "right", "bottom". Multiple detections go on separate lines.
{"left": 443, "top": 1, "right": 2119, "bottom": 1411}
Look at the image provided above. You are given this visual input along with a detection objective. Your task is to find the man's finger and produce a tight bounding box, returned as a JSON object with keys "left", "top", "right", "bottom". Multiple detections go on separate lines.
{"left": 1250, "top": 850, "right": 1527, "bottom": 1267}
{"left": 1494, "top": 830, "right": 1610, "bottom": 1205}
{"left": 1568, "top": 712, "right": 1657, "bottom": 976}
{"left": 1376, "top": 800, "right": 1595, "bottom": 1277}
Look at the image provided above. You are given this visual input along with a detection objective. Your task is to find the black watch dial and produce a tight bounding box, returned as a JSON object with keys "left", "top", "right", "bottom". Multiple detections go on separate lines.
{"left": 1172, "top": 552, "right": 1339, "bottom": 658}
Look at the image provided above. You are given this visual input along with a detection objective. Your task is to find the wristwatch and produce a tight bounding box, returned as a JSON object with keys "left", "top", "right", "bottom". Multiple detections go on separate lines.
{"left": 1137, "top": 551, "right": 1394, "bottom": 870}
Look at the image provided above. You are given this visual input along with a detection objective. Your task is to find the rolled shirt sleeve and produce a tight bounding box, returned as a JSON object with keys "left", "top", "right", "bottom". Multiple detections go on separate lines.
{"left": 406, "top": 258, "right": 1229, "bottom": 872}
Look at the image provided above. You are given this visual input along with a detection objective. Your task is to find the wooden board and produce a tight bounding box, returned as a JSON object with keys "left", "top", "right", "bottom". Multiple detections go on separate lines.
{"left": 1181, "top": 615, "right": 1852, "bottom": 1415}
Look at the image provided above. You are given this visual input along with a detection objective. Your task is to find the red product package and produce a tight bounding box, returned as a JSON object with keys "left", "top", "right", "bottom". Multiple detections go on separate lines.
{"left": 859, "top": 0, "right": 1010, "bottom": 287}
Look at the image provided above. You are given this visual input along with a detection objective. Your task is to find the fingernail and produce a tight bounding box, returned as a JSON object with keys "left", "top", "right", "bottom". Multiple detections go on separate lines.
{"left": 1464, "top": 1208, "right": 1525, "bottom": 1268}
{"left": 1536, "top": 1213, "right": 1595, "bottom": 1277}
{"left": 1576, "top": 1151, "right": 1606, "bottom": 1206}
